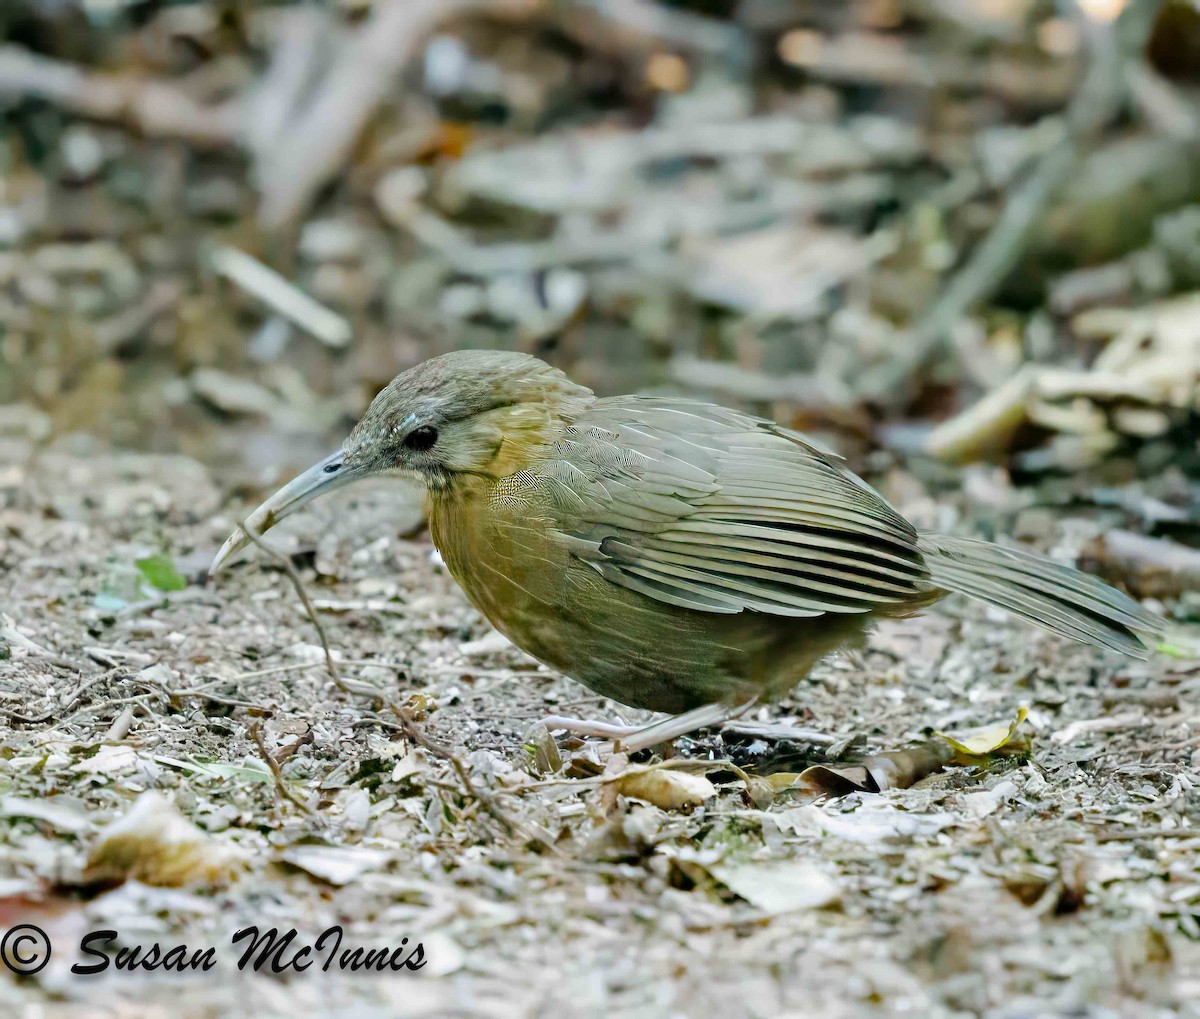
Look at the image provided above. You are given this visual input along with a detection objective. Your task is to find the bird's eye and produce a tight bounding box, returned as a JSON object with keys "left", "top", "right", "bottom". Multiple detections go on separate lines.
{"left": 403, "top": 425, "right": 438, "bottom": 451}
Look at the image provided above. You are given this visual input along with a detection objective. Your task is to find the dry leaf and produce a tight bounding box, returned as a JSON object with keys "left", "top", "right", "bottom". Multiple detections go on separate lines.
{"left": 793, "top": 743, "right": 955, "bottom": 795}
{"left": 774, "top": 708, "right": 1030, "bottom": 797}
{"left": 279, "top": 845, "right": 391, "bottom": 886}
{"left": 70, "top": 745, "right": 141, "bottom": 775}
{"left": 926, "top": 365, "right": 1036, "bottom": 463}
{"left": 0, "top": 795, "right": 94, "bottom": 835}
{"left": 86, "top": 792, "right": 244, "bottom": 887}
{"left": 616, "top": 768, "right": 717, "bottom": 811}
{"left": 705, "top": 859, "right": 841, "bottom": 914}
{"left": 777, "top": 801, "right": 954, "bottom": 842}
{"left": 390, "top": 751, "right": 425, "bottom": 783}
{"left": 523, "top": 722, "right": 564, "bottom": 776}
{"left": 935, "top": 706, "right": 1030, "bottom": 758}
{"left": 959, "top": 779, "right": 1019, "bottom": 820}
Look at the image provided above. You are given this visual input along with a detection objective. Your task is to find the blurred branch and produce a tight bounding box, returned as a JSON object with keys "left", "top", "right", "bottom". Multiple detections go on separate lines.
{"left": 669, "top": 356, "right": 853, "bottom": 410}
{"left": 775, "top": 30, "right": 1075, "bottom": 107}
{"left": 863, "top": 0, "right": 1165, "bottom": 405}
{"left": 564, "top": 0, "right": 746, "bottom": 60}
{"left": 0, "top": 1, "right": 479, "bottom": 232}
{"left": 0, "top": 44, "right": 240, "bottom": 148}
{"left": 255, "top": 0, "right": 446, "bottom": 232}
{"left": 93, "top": 279, "right": 183, "bottom": 355}
{"left": 242, "top": 7, "right": 332, "bottom": 166}
{"left": 1125, "top": 62, "right": 1200, "bottom": 141}
{"left": 385, "top": 172, "right": 892, "bottom": 274}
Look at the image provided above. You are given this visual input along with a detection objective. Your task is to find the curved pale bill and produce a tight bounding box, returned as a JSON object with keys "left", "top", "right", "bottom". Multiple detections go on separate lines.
{"left": 209, "top": 449, "right": 358, "bottom": 576}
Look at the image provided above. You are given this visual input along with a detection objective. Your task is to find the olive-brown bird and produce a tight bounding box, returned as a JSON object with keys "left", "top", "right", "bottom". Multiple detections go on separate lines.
{"left": 211, "top": 350, "right": 1163, "bottom": 749}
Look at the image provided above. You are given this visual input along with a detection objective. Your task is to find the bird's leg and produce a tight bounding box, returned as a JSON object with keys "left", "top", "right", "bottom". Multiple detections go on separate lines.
{"left": 538, "top": 715, "right": 644, "bottom": 740}
{"left": 614, "top": 698, "right": 756, "bottom": 753}
{"left": 542, "top": 698, "right": 758, "bottom": 753}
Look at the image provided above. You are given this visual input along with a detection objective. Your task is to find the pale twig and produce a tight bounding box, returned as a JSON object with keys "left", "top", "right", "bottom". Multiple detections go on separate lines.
{"left": 83, "top": 646, "right": 154, "bottom": 668}
{"left": 211, "top": 246, "right": 351, "bottom": 348}
{"left": 164, "top": 687, "right": 270, "bottom": 711}
{"left": 228, "top": 661, "right": 324, "bottom": 682}
{"left": 103, "top": 705, "right": 137, "bottom": 743}
{"left": 0, "top": 44, "right": 240, "bottom": 148}
{"left": 231, "top": 657, "right": 407, "bottom": 680}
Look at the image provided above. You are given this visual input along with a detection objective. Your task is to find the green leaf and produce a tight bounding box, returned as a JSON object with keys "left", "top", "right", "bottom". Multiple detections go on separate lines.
{"left": 135, "top": 555, "right": 187, "bottom": 592}
{"left": 1157, "top": 637, "right": 1199, "bottom": 660}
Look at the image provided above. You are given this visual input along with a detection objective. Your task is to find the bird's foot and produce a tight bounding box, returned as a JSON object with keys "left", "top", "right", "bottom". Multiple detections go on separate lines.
{"left": 542, "top": 698, "right": 758, "bottom": 755}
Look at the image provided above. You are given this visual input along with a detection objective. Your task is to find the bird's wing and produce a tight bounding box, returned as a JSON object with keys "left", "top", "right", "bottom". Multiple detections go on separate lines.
{"left": 514, "top": 397, "right": 931, "bottom": 617}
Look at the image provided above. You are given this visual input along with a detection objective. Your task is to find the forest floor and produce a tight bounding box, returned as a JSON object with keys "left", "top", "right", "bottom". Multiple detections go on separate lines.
{"left": 3, "top": 0, "right": 1200, "bottom": 1015}
{"left": 1, "top": 441, "right": 1197, "bottom": 1019}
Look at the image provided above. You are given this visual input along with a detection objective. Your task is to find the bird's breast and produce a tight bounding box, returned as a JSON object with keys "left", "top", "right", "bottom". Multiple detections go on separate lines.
{"left": 423, "top": 475, "right": 817, "bottom": 714}
{"left": 428, "top": 479, "right": 567, "bottom": 644}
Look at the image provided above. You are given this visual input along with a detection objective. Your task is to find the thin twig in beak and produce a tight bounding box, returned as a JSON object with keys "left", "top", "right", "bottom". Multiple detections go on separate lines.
{"left": 235, "top": 516, "right": 350, "bottom": 697}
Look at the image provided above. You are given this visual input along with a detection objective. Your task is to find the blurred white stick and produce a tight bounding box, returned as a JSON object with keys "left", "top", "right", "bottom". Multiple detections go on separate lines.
{"left": 211, "top": 246, "right": 352, "bottom": 348}
{"left": 256, "top": 0, "right": 444, "bottom": 231}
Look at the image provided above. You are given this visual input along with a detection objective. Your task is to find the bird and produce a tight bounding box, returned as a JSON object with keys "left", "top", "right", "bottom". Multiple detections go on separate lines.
{"left": 210, "top": 349, "right": 1163, "bottom": 751}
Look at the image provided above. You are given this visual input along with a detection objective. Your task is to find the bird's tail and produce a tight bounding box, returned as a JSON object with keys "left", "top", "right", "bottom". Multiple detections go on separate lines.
{"left": 917, "top": 532, "right": 1163, "bottom": 657}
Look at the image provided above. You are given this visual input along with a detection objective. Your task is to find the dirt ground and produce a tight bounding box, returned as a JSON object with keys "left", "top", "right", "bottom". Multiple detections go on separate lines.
{"left": 0, "top": 437, "right": 1196, "bottom": 1019}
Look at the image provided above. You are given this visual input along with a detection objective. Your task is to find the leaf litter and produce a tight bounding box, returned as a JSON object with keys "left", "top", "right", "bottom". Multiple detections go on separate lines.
{"left": 0, "top": 447, "right": 1196, "bottom": 1016}
{"left": 1, "top": 0, "right": 1200, "bottom": 1013}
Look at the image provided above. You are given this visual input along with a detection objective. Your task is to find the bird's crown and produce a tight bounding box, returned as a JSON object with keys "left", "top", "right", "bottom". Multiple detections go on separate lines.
{"left": 343, "top": 349, "right": 592, "bottom": 471}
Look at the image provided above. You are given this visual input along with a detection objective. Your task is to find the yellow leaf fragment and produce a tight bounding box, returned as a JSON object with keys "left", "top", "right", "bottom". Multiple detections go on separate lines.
{"left": 616, "top": 768, "right": 717, "bottom": 810}
{"left": 86, "top": 791, "right": 245, "bottom": 887}
{"left": 935, "top": 706, "right": 1030, "bottom": 758}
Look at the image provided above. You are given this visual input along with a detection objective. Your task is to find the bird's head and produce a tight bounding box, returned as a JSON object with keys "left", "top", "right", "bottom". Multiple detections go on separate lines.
{"left": 209, "top": 349, "right": 590, "bottom": 573}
